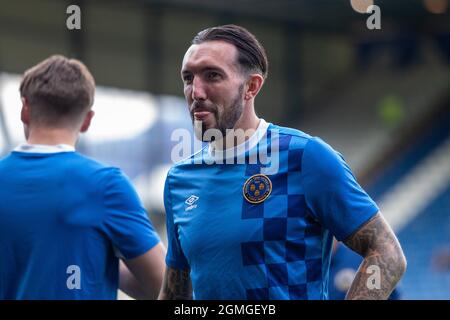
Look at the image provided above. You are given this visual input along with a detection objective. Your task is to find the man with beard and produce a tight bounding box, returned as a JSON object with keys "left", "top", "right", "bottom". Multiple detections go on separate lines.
{"left": 159, "top": 25, "right": 406, "bottom": 300}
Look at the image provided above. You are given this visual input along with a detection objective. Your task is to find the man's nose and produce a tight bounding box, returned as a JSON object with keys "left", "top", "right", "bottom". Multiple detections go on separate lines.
{"left": 192, "top": 77, "right": 207, "bottom": 101}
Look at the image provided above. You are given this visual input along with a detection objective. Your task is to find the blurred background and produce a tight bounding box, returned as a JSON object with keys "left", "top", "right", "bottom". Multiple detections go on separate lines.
{"left": 0, "top": 0, "right": 449, "bottom": 299}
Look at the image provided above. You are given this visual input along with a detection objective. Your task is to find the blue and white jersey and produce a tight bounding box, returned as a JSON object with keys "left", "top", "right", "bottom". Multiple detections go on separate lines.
{"left": 164, "top": 120, "right": 378, "bottom": 300}
{"left": 0, "top": 144, "right": 160, "bottom": 299}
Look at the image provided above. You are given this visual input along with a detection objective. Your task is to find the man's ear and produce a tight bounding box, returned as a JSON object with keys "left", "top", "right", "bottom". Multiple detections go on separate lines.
{"left": 80, "top": 110, "right": 95, "bottom": 133}
{"left": 20, "top": 97, "right": 30, "bottom": 125}
{"left": 244, "top": 74, "right": 264, "bottom": 101}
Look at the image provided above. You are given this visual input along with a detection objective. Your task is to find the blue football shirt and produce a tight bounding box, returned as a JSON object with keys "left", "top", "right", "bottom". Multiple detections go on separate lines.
{"left": 164, "top": 120, "right": 378, "bottom": 300}
{"left": 0, "top": 144, "right": 160, "bottom": 299}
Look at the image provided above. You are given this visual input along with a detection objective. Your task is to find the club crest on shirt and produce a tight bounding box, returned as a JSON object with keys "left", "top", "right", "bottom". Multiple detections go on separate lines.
{"left": 243, "top": 174, "right": 272, "bottom": 204}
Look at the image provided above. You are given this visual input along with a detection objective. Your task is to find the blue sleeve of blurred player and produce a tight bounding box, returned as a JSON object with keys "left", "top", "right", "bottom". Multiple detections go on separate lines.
{"left": 101, "top": 168, "right": 160, "bottom": 259}
{"left": 164, "top": 170, "right": 190, "bottom": 269}
{"left": 302, "top": 138, "right": 379, "bottom": 241}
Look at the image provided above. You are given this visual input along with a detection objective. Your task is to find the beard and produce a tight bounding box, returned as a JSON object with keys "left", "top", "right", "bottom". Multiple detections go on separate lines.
{"left": 190, "top": 83, "right": 245, "bottom": 142}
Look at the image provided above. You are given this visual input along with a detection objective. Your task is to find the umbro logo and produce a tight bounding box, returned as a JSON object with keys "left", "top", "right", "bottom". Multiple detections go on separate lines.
{"left": 185, "top": 195, "right": 199, "bottom": 205}
{"left": 185, "top": 195, "right": 199, "bottom": 211}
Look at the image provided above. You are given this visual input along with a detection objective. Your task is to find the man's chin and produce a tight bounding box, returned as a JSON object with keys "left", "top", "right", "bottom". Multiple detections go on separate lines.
{"left": 194, "top": 130, "right": 206, "bottom": 141}
{"left": 193, "top": 125, "right": 225, "bottom": 142}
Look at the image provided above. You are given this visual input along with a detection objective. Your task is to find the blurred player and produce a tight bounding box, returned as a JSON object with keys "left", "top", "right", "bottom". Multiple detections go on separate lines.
{"left": 0, "top": 55, "right": 165, "bottom": 299}
{"left": 159, "top": 25, "right": 406, "bottom": 300}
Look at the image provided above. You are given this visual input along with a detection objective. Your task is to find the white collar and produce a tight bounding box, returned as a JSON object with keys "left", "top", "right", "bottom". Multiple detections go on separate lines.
{"left": 14, "top": 143, "right": 75, "bottom": 154}
{"left": 208, "top": 119, "right": 270, "bottom": 161}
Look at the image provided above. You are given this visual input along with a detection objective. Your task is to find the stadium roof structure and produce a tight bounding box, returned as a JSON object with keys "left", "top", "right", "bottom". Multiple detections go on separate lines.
{"left": 140, "top": 0, "right": 449, "bottom": 32}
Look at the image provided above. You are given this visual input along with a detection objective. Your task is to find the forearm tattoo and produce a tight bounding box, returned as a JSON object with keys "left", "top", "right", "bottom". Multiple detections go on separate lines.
{"left": 160, "top": 267, "right": 192, "bottom": 300}
{"left": 343, "top": 213, "right": 407, "bottom": 300}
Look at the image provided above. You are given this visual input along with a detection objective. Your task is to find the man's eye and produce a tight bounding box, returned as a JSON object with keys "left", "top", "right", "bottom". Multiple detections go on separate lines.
{"left": 183, "top": 75, "right": 193, "bottom": 83}
{"left": 207, "top": 72, "right": 221, "bottom": 80}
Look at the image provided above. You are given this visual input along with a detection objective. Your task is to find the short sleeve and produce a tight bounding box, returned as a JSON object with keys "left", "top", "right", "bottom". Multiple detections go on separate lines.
{"left": 164, "top": 170, "right": 189, "bottom": 269}
{"left": 302, "top": 138, "right": 379, "bottom": 241}
{"left": 101, "top": 168, "right": 160, "bottom": 260}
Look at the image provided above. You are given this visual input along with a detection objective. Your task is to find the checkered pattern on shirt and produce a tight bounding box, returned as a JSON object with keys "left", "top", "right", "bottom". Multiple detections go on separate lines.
{"left": 240, "top": 132, "right": 324, "bottom": 300}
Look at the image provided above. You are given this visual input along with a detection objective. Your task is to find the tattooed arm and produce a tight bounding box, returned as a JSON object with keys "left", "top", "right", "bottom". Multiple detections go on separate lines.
{"left": 158, "top": 266, "right": 193, "bottom": 300}
{"left": 343, "top": 212, "right": 406, "bottom": 300}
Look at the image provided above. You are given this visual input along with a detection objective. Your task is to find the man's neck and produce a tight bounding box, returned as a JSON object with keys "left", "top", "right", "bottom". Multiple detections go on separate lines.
{"left": 212, "top": 110, "right": 261, "bottom": 151}
{"left": 26, "top": 127, "right": 78, "bottom": 147}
